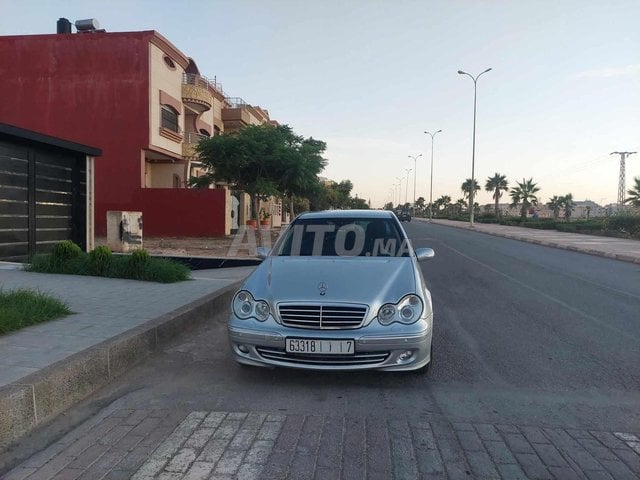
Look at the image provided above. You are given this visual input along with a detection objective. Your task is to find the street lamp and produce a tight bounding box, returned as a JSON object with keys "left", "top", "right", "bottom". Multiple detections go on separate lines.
{"left": 408, "top": 154, "right": 422, "bottom": 208}
{"left": 404, "top": 169, "right": 412, "bottom": 205}
{"left": 396, "top": 177, "right": 403, "bottom": 207}
{"left": 458, "top": 67, "right": 492, "bottom": 226}
{"left": 424, "top": 130, "right": 442, "bottom": 222}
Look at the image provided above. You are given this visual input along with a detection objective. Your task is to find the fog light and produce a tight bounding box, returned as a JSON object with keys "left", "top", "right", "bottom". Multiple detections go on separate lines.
{"left": 238, "top": 344, "right": 249, "bottom": 353}
{"left": 399, "top": 350, "right": 413, "bottom": 361}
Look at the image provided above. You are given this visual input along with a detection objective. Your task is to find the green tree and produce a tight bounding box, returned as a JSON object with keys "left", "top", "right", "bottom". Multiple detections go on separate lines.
{"left": 546, "top": 195, "right": 563, "bottom": 220}
{"left": 510, "top": 178, "right": 540, "bottom": 219}
{"left": 560, "top": 193, "right": 575, "bottom": 221}
{"left": 275, "top": 136, "right": 327, "bottom": 218}
{"left": 626, "top": 176, "right": 640, "bottom": 207}
{"left": 485, "top": 173, "right": 508, "bottom": 215}
{"left": 415, "top": 196, "right": 426, "bottom": 215}
{"left": 193, "top": 124, "right": 325, "bottom": 220}
{"left": 461, "top": 178, "right": 481, "bottom": 201}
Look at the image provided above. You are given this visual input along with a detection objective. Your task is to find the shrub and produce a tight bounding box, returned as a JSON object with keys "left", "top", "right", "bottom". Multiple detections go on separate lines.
{"left": 0, "top": 288, "right": 71, "bottom": 335}
{"left": 51, "top": 240, "right": 83, "bottom": 267}
{"left": 88, "top": 246, "right": 112, "bottom": 276}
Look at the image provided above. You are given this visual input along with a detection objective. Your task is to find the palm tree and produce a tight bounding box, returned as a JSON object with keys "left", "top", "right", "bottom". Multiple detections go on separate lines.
{"left": 461, "top": 179, "right": 481, "bottom": 201}
{"left": 510, "top": 178, "right": 540, "bottom": 219}
{"left": 455, "top": 198, "right": 467, "bottom": 215}
{"left": 626, "top": 176, "right": 640, "bottom": 207}
{"left": 546, "top": 195, "right": 562, "bottom": 220}
{"left": 560, "top": 193, "right": 575, "bottom": 221}
{"left": 485, "top": 173, "right": 508, "bottom": 215}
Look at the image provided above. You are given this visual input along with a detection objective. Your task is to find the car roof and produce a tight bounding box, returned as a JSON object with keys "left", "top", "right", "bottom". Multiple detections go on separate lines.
{"left": 296, "top": 209, "right": 395, "bottom": 220}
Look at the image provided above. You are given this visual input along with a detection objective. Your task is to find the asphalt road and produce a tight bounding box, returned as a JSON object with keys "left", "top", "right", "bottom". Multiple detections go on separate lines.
{"left": 4, "top": 222, "right": 640, "bottom": 479}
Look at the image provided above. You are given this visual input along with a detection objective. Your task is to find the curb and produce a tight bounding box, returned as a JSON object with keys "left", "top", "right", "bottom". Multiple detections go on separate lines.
{"left": 417, "top": 219, "right": 640, "bottom": 265}
{"left": 0, "top": 281, "right": 240, "bottom": 450}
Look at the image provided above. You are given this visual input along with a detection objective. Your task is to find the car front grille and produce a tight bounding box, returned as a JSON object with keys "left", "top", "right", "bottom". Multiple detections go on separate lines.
{"left": 255, "top": 347, "right": 389, "bottom": 367}
{"left": 278, "top": 304, "right": 367, "bottom": 329}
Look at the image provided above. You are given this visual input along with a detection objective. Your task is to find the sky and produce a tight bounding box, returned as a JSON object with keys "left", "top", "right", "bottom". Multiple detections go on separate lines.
{"left": 2, "top": 0, "right": 639, "bottom": 208}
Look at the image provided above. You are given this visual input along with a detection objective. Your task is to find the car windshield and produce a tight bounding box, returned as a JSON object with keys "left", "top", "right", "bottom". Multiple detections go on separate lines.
{"left": 275, "top": 217, "right": 410, "bottom": 257}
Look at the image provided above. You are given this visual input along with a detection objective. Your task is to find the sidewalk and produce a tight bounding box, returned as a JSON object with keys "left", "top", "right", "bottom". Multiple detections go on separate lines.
{"left": 421, "top": 218, "right": 640, "bottom": 264}
{"left": 0, "top": 265, "right": 255, "bottom": 449}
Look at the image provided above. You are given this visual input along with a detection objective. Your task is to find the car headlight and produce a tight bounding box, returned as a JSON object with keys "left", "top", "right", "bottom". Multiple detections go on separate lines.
{"left": 377, "top": 295, "right": 423, "bottom": 325}
{"left": 232, "top": 290, "right": 270, "bottom": 321}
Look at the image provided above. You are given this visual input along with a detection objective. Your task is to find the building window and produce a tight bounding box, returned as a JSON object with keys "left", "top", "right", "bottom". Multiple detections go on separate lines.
{"left": 163, "top": 55, "right": 176, "bottom": 69}
{"left": 161, "top": 105, "right": 179, "bottom": 133}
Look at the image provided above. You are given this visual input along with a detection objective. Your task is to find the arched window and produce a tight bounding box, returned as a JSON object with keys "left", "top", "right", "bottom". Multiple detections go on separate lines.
{"left": 161, "top": 105, "right": 179, "bottom": 133}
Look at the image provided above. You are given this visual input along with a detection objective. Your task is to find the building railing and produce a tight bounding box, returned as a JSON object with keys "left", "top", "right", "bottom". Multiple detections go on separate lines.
{"left": 184, "top": 131, "right": 208, "bottom": 144}
{"left": 224, "top": 96, "right": 248, "bottom": 108}
{"left": 182, "top": 73, "right": 225, "bottom": 97}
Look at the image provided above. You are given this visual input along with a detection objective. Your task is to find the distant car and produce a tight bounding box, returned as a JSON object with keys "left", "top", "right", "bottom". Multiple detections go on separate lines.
{"left": 397, "top": 210, "right": 412, "bottom": 222}
{"left": 228, "top": 209, "right": 435, "bottom": 372}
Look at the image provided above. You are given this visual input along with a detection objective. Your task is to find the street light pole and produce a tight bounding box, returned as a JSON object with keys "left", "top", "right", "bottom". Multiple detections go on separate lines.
{"left": 404, "top": 169, "right": 412, "bottom": 205}
{"left": 424, "top": 130, "right": 442, "bottom": 222}
{"left": 396, "top": 177, "right": 403, "bottom": 207}
{"left": 408, "top": 154, "right": 422, "bottom": 208}
{"left": 458, "top": 67, "right": 492, "bottom": 227}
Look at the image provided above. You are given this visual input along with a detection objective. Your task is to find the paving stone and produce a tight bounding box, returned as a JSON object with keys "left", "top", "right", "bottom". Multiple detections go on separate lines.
{"left": 615, "top": 433, "right": 640, "bottom": 442}
{"left": 503, "top": 432, "right": 536, "bottom": 454}
{"left": 272, "top": 415, "right": 304, "bottom": 452}
{"left": 465, "top": 450, "right": 499, "bottom": 478}
{"left": 547, "top": 466, "right": 582, "bottom": 480}
{"left": 578, "top": 437, "right": 621, "bottom": 461}
{"left": 182, "top": 461, "right": 215, "bottom": 480}
{"left": 515, "top": 453, "right": 553, "bottom": 480}
{"left": 437, "top": 437, "right": 466, "bottom": 464}
{"left": 201, "top": 411, "right": 227, "bottom": 429}
{"left": 365, "top": 417, "right": 392, "bottom": 476}
{"left": 1, "top": 468, "right": 38, "bottom": 480}
{"left": 456, "top": 429, "right": 484, "bottom": 452}
{"left": 288, "top": 453, "right": 316, "bottom": 480}
{"left": 519, "top": 426, "right": 550, "bottom": 445}
{"left": 532, "top": 442, "right": 569, "bottom": 467}
{"left": 444, "top": 462, "right": 472, "bottom": 480}
{"left": 496, "top": 424, "right": 520, "bottom": 434}
{"left": 26, "top": 455, "right": 75, "bottom": 480}
{"left": 342, "top": 417, "right": 366, "bottom": 480}
{"left": 430, "top": 421, "right": 456, "bottom": 439}
{"left": 497, "top": 463, "right": 529, "bottom": 480}
{"left": 600, "top": 459, "right": 638, "bottom": 480}
{"left": 295, "top": 415, "right": 323, "bottom": 455}
{"left": 414, "top": 447, "right": 445, "bottom": 476}
{"left": 474, "top": 423, "right": 502, "bottom": 442}
{"left": 196, "top": 438, "right": 231, "bottom": 464}
{"left": 163, "top": 447, "right": 197, "bottom": 473}
{"left": 237, "top": 462, "right": 265, "bottom": 480}
{"left": 316, "top": 415, "right": 344, "bottom": 470}
{"left": 214, "top": 448, "right": 247, "bottom": 475}
{"left": 613, "top": 449, "right": 640, "bottom": 474}
{"left": 583, "top": 469, "right": 615, "bottom": 480}
{"left": 566, "top": 429, "right": 595, "bottom": 440}
{"left": 451, "top": 422, "right": 474, "bottom": 432}
{"left": 411, "top": 422, "right": 437, "bottom": 450}
{"left": 257, "top": 421, "right": 283, "bottom": 441}
{"left": 590, "top": 431, "right": 630, "bottom": 450}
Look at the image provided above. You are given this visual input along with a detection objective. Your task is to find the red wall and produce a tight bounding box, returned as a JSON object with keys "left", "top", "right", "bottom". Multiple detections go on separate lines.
{"left": 99, "top": 188, "right": 227, "bottom": 237}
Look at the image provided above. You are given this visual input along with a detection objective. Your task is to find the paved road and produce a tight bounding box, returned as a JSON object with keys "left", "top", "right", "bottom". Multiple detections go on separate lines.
{"left": 2, "top": 222, "right": 640, "bottom": 479}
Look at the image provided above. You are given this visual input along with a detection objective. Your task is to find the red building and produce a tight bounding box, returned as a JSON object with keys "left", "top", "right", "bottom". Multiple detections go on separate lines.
{"left": 0, "top": 26, "right": 233, "bottom": 236}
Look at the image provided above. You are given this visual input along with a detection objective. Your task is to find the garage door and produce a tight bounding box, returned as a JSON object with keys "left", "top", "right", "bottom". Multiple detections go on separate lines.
{"left": 0, "top": 140, "right": 86, "bottom": 262}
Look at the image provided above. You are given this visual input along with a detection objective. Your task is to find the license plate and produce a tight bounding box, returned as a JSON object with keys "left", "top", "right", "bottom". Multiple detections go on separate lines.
{"left": 286, "top": 338, "right": 354, "bottom": 355}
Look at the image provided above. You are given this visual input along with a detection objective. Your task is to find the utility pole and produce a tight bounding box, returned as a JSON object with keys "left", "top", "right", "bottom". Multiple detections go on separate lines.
{"left": 611, "top": 151, "right": 637, "bottom": 209}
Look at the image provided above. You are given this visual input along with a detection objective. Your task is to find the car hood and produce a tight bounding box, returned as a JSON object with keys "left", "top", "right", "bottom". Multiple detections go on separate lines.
{"left": 242, "top": 256, "right": 416, "bottom": 304}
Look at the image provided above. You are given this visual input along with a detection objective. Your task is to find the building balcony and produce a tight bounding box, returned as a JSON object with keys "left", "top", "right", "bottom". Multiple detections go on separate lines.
{"left": 182, "top": 73, "right": 214, "bottom": 113}
{"left": 182, "top": 131, "right": 208, "bottom": 158}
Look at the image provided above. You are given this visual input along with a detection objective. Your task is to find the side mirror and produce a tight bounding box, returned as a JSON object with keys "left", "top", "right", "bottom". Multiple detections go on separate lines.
{"left": 256, "top": 246, "right": 270, "bottom": 259}
{"left": 415, "top": 247, "right": 435, "bottom": 262}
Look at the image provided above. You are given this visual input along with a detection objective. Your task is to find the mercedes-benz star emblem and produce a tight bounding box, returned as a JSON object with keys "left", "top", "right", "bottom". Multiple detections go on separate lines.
{"left": 318, "top": 282, "right": 328, "bottom": 296}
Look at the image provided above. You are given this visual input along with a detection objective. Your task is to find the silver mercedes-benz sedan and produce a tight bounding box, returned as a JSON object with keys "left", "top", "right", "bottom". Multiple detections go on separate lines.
{"left": 228, "top": 209, "right": 435, "bottom": 372}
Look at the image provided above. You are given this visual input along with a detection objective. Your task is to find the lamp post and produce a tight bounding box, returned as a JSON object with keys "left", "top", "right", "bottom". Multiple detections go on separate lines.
{"left": 458, "top": 67, "right": 492, "bottom": 226}
{"left": 396, "top": 177, "right": 403, "bottom": 207}
{"left": 408, "top": 154, "right": 422, "bottom": 209}
{"left": 404, "top": 169, "right": 412, "bottom": 205}
{"left": 423, "top": 130, "right": 442, "bottom": 222}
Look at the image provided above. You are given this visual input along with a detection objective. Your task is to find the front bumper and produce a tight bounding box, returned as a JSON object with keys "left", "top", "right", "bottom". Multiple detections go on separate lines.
{"left": 228, "top": 319, "right": 432, "bottom": 371}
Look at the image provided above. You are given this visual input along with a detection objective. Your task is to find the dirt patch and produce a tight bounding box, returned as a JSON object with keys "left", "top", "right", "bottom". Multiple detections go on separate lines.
{"left": 95, "top": 229, "right": 281, "bottom": 258}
